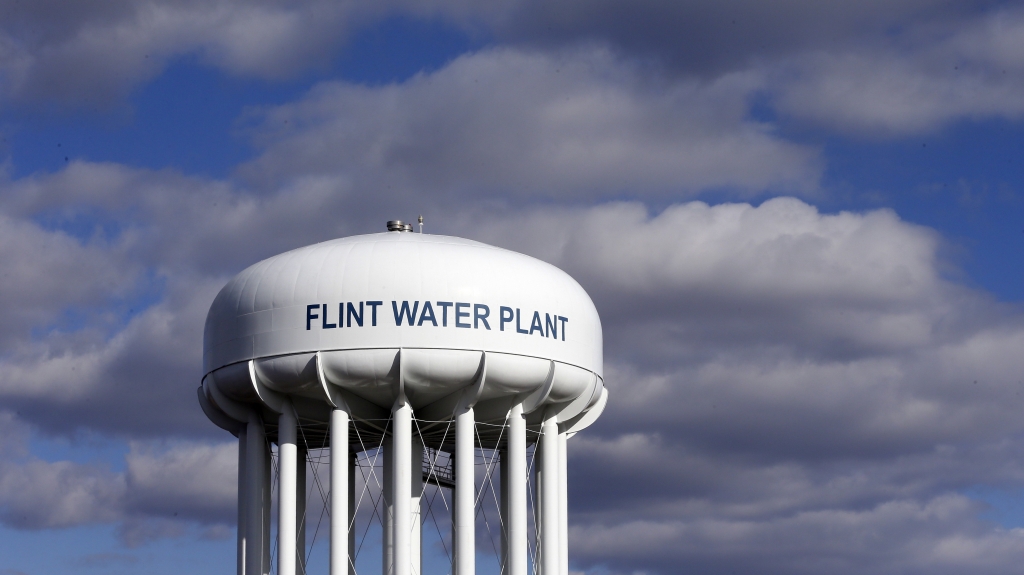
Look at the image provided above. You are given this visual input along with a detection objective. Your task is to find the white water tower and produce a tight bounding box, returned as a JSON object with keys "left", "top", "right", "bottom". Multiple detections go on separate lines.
{"left": 199, "top": 222, "right": 606, "bottom": 575}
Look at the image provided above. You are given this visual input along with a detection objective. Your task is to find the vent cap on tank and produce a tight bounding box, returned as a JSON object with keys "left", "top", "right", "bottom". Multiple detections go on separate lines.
{"left": 387, "top": 220, "right": 414, "bottom": 232}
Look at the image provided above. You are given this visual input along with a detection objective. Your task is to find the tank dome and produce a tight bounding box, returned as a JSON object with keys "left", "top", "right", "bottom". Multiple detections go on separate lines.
{"left": 199, "top": 229, "right": 607, "bottom": 575}
{"left": 202, "top": 231, "right": 604, "bottom": 432}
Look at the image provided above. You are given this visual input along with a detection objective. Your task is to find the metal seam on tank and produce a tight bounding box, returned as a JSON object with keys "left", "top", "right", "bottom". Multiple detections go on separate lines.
{"left": 231, "top": 260, "right": 267, "bottom": 316}
{"left": 298, "top": 243, "right": 331, "bottom": 309}
{"left": 207, "top": 348, "right": 601, "bottom": 380}
{"left": 249, "top": 252, "right": 288, "bottom": 314}
{"left": 271, "top": 244, "right": 316, "bottom": 311}
{"left": 252, "top": 250, "right": 293, "bottom": 313}
{"left": 278, "top": 247, "right": 309, "bottom": 311}
{"left": 236, "top": 257, "right": 278, "bottom": 319}
{"left": 278, "top": 245, "right": 317, "bottom": 311}
{"left": 321, "top": 241, "right": 354, "bottom": 302}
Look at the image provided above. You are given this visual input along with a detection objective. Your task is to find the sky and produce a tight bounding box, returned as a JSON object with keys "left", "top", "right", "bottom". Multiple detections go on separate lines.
{"left": 1, "top": 1, "right": 1024, "bottom": 574}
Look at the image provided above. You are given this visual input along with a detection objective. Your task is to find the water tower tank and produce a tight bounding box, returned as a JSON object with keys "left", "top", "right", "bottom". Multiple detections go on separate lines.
{"left": 199, "top": 224, "right": 607, "bottom": 575}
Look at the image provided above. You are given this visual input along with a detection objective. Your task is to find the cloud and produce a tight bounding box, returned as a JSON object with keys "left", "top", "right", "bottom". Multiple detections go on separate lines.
{"left": 0, "top": 420, "right": 236, "bottom": 533}
{"left": 125, "top": 440, "right": 237, "bottom": 523}
{"left": 0, "top": 209, "right": 143, "bottom": 348}
{"left": 3, "top": 0, "right": 1022, "bottom": 141}
{"left": 450, "top": 200, "right": 1024, "bottom": 574}
{"left": 570, "top": 495, "right": 1024, "bottom": 575}
{"left": 239, "top": 46, "right": 820, "bottom": 199}
{"left": 0, "top": 458, "right": 125, "bottom": 529}
{"left": 771, "top": 7, "right": 1024, "bottom": 135}
{"left": 0, "top": 0, "right": 365, "bottom": 106}
{"left": 478, "top": 0, "right": 979, "bottom": 74}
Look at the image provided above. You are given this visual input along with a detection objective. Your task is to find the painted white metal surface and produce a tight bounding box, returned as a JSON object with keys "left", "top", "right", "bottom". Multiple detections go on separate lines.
{"left": 330, "top": 408, "right": 348, "bottom": 575}
{"left": 455, "top": 406, "right": 475, "bottom": 575}
{"left": 204, "top": 232, "right": 602, "bottom": 380}
{"left": 200, "top": 229, "right": 608, "bottom": 575}
{"left": 278, "top": 402, "right": 298, "bottom": 575}
{"left": 507, "top": 402, "right": 528, "bottom": 575}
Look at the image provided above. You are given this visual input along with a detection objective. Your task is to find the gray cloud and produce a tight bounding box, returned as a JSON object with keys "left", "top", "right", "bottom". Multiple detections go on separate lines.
{"left": 0, "top": 416, "right": 236, "bottom": 534}
{"left": 480, "top": 0, "right": 976, "bottom": 74}
{"left": 239, "top": 46, "right": 819, "bottom": 199}
{"left": 0, "top": 0, "right": 366, "bottom": 106}
{"left": 771, "top": 7, "right": 1024, "bottom": 135}
{"left": 569, "top": 494, "right": 1024, "bottom": 575}
{"left": 125, "top": 440, "right": 237, "bottom": 523}
{"left": 1, "top": 4, "right": 1023, "bottom": 567}
{"left": 0, "top": 457, "right": 125, "bottom": 529}
{"left": 3, "top": 0, "right": 1022, "bottom": 140}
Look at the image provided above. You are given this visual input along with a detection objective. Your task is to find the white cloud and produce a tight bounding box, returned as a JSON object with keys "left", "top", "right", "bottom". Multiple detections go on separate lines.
{"left": 772, "top": 7, "right": 1024, "bottom": 135}
{"left": 570, "top": 495, "right": 1024, "bottom": 575}
{"left": 126, "top": 441, "right": 237, "bottom": 523}
{"left": 239, "top": 47, "right": 820, "bottom": 198}
{"left": 455, "top": 200, "right": 1024, "bottom": 574}
{"left": 0, "top": 426, "right": 236, "bottom": 532}
{"left": 0, "top": 458, "right": 125, "bottom": 529}
{"left": 0, "top": 0, "right": 365, "bottom": 106}
{"left": 0, "top": 209, "right": 142, "bottom": 348}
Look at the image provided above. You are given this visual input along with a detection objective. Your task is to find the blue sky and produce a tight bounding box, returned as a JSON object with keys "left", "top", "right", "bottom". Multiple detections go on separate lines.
{"left": 1, "top": 2, "right": 1024, "bottom": 574}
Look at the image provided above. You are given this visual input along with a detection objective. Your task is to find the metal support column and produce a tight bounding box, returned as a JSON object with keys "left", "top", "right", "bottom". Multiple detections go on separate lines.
{"left": 393, "top": 401, "right": 413, "bottom": 575}
{"left": 558, "top": 430, "right": 569, "bottom": 575}
{"left": 455, "top": 407, "right": 475, "bottom": 575}
{"left": 411, "top": 441, "right": 424, "bottom": 575}
{"left": 499, "top": 445, "right": 509, "bottom": 575}
{"left": 237, "top": 425, "right": 247, "bottom": 575}
{"left": 245, "top": 414, "right": 270, "bottom": 575}
{"left": 538, "top": 415, "right": 559, "bottom": 575}
{"left": 330, "top": 408, "right": 350, "bottom": 575}
{"left": 383, "top": 437, "right": 394, "bottom": 575}
{"left": 278, "top": 400, "right": 298, "bottom": 575}
{"left": 297, "top": 444, "right": 307, "bottom": 575}
{"left": 507, "top": 403, "right": 527, "bottom": 575}
{"left": 349, "top": 450, "right": 356, "bottom": 575}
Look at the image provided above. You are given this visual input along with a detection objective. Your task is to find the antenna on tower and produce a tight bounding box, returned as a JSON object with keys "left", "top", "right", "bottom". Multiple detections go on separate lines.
{"left": 418, "top": 215, "right": 424, "bottom": 234}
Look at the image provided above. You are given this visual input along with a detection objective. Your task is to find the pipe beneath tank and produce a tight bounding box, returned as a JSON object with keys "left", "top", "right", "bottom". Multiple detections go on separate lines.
{"left": 330, "top": 408, "right": 349, "bottom": 575}
{"left": 507, "top": 403, "right": 528, "bottom": 575}
{"left": 393, "top": 401, "right": 412, "bottom": 575}
{"left": 455, "top": 406, "right": 475, "bottom": 575}
{"left": 278, "top": 400, "right": 298, "bottom": 575}
{"left": 539, "top": 414, "right": 560, "bottom": 575}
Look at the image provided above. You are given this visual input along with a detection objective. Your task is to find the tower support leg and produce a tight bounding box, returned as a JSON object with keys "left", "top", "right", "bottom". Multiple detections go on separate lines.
{"left": 330, "top": 408, "right": 350, "bottom": 575}
{"left": 538, "top": 415, "right": 559, "bottom": 575}
{"left": 455, "top": 407, "right": 475, "bottom": 575}
{"left": 507, "top": 403, "right": 527, "bottom": 575}
{"left": 499, "top": 444, "right": 509, "bottom": 575}
{"left": 246, "top": 414, "right": 270, "bottom": 575}
{"left": 297, "top": 443, "right": 307, "bottom": 575}
{"left": 237, "top": 425, "right": 247, "bottom": 575}
{"left": 558, "top": 430, "right": 569, "bottom": 575}
{"left": 392, "top": 401, "right": 413, "bottom": 575}
{"left": 278, "top": 401, "right": 298, "bottom": 575}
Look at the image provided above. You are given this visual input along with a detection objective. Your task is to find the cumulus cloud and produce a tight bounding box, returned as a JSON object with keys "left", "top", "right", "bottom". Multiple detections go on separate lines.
{"left": 0, "top": 209, "right": 143, "bottom": 348}
{"left": 3, "top": 149, "right": 1024, "bottom": 568}
{"left": 1, "top": 2, "right": 1023, "bottom": 567}
{"left": 570, "top": 494, "right": 1024, "bottom": 575}
{"left": 2, "top": 147, "right": 1023, "bottom": 572}
{"left": 2, "top": 0, "right": 1022, "bottom": 140}
{"left": 239, "top": 46, "right": 819, "bottom": 199}
{"left": 0, "top": 0, "right": 366, "bottom": 106}
{"left": 478, "top": 0, "right": 980, "bottom": 74}
{"left": 770, "top": 7, "right": 1024, "bottom": 135}
{"left": 0, "top": 418, "right": 236, "bottom": 534}
{"left": 0, "top": 456, "right": 125, "bottom": 529}
{"left": 449, "top": 200, "right": 1024, "bottom": 574}
{"left": 125, "top": 440, "right": 237, "bottom": 523}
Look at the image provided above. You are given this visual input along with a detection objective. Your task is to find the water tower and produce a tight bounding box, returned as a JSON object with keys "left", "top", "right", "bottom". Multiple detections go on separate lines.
{"left": 198, "top": 222, "right": 607, "bottom": 575}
